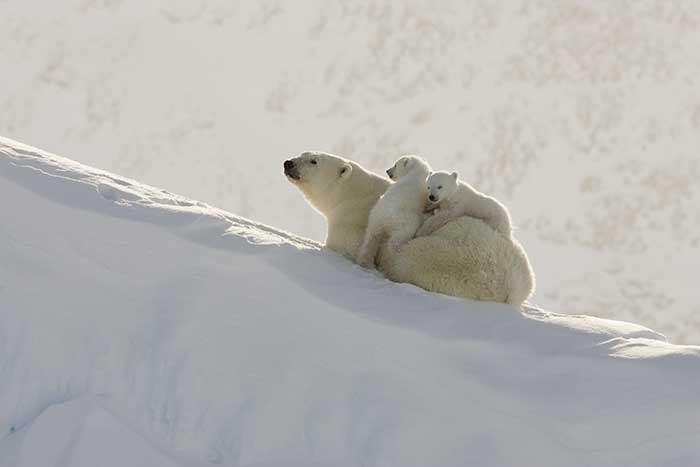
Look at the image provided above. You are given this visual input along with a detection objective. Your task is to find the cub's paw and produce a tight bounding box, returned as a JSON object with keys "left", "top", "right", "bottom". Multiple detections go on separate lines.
{"left": 356, "top": 255, "right": 376, "bottom": 270}
{"left": 414, "top": 225, "right": 433, "bottom": 237}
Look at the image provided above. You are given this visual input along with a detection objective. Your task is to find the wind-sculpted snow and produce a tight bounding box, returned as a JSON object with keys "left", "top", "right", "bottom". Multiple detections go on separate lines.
{"left": 1, "top": 137, "right": 699, "bottom": 467}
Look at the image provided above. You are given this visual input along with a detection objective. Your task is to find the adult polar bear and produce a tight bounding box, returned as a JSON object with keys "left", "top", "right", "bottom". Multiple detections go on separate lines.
{"left": 283, "top": 151, "right": 535, "bottom": 305}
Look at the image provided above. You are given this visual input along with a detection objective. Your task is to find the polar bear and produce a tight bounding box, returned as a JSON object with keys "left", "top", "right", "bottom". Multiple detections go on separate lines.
{"left": 283, "top": 151, "right": 535, "bottom": 305}
{"left": 357, "top": 155, "right": 431, "bottom": 269}
{"left": 417, "top": 171, "right": 513, "bottom": 238}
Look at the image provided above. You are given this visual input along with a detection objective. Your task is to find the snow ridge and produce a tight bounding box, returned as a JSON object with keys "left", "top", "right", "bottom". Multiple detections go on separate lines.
{"left": 1, "top": 137, "right": 699, "bottom": 467}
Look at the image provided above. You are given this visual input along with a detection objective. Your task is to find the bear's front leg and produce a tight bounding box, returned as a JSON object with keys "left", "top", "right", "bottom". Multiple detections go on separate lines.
{"left": 415, "top": 211, "right": 450, "bottom": 237}
{"left": 357, "top": 228, "right": 384, "bottom": 269}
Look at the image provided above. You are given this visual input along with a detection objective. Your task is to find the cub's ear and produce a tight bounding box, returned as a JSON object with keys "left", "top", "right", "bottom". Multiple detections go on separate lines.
{"left": 451, "top": 171, "right": 459, "bottom": 180}
{"left": 339, "top": 162, "right": 352, "bottom": 179}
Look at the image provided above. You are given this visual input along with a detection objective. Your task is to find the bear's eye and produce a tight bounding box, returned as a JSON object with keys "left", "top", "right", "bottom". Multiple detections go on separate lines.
{"left": 437, "top": 186, "right": 443, "bottom": 190}
{"left": 310, "top": 159, "right": 317, "bottom": 165}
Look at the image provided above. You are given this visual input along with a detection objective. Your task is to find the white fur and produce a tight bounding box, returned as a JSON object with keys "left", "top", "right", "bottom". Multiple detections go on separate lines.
{"left": 356, "top": 155, "right": 431, "bottom": 269}
{"left": 417, "top": 171, "right": 513, "bottom": 238}
{"left": 284, "top": 151, "right": 535, "bottom": 305}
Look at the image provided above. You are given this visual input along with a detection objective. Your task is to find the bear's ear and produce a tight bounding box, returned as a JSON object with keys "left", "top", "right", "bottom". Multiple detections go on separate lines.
{"left": 451, "top": 171, "right": 459, "bottom": 181}
{"left": 339, "top": 162, "right": 352, "bottom": 180}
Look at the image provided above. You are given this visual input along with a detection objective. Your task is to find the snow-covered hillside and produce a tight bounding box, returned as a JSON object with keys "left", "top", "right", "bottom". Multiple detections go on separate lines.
{"left": 1, "top": 1, "right": 699, "bottom": 343}
{"left": 1, "top": 137, "right": 700, "bottom": 467}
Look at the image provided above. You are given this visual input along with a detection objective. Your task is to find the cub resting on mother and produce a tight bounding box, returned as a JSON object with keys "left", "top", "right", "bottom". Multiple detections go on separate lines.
{"left": 283, "top": 151, "right": 535, "bottom": 305}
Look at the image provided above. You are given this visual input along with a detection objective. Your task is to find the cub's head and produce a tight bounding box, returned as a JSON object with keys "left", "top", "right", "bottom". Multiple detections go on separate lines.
{"left": 284, "top": 151, "right": 353, "bottom": 207}
{"left": 426, "top": 171, "right": 459, "bottom": 204}
{"left": 385, "top": 155, "right": 431, "bottom": 181}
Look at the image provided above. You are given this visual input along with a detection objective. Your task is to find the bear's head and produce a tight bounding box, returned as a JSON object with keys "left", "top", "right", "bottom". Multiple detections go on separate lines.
{"left": 426, "top": 171, "right": 459, "bottom": 204}
{"left": 385, "top": 155, "right": 431, "bottom": 181}
{"left": 284, "top": 151, "right": 354, "bottom": 211}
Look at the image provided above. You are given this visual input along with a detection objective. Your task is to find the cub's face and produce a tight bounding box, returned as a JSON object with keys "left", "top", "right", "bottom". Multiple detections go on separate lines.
{"left": 385, "top": 155, "right": 425, "bottom": 180}
{"left": 284, "top": 151, "right": 353, "bottom": 202}
{"left": 426, "top": 171, "right": 459, "bottom": 204}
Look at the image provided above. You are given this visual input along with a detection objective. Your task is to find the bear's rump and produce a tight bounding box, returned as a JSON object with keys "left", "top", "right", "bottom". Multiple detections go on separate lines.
{"left": 376, "top": 216, "right": 531, "bottom": 304}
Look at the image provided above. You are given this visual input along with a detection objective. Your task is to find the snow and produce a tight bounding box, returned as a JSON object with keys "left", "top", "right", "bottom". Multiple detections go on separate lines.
{"left": 0, "top": 398, "right": 183, "bottom": 467}
{"left": 2, "top": 136, "right": 700, "bottom": 466}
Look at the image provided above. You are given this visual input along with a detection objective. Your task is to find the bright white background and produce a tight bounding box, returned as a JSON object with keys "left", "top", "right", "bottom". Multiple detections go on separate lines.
{"left": 2, "top": 0, "right": 699, "bottom": 343}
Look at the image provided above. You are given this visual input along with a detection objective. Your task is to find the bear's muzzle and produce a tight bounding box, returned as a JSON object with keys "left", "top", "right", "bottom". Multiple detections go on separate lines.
{"left": 284, "top": 160, "right": 300, "bottom": 181}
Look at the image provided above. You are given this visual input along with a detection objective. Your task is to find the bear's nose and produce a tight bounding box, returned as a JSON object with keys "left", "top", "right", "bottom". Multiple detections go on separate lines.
{"left": 284, "top": 160, "right": 295, "bottom": 170}
{"left": 386, "top": 169, "right": 392, "bottom": 176}
{"left": 428, "top": 194, "right": 437, "bottom": 202}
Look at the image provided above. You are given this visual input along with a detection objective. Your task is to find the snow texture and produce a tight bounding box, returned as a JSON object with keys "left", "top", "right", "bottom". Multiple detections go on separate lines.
{"left": 1, "top": 136, "right": 700, "bottom": 466}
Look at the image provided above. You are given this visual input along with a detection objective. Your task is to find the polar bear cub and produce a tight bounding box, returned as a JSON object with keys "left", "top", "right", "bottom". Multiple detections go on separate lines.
{"left": 416, "top": 171, "right": 513, "bottom": 238}
{"left": 357, "top": 155, "right": 431, "bottom": 269}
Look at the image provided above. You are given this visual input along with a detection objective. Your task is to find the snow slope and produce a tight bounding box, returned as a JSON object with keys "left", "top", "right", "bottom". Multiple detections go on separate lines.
{"left": 1, "top": 136, "right": 700, "bottom": 467}
{"left": 2, "top": 1, "right": 700, "bottom": 343}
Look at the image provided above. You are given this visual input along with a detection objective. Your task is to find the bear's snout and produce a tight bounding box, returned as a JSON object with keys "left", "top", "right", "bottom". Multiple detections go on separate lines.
{"left": 284, "top": 160, "right": 300, "bottom": 180}
{"left": 428, "top": 194, "right": 437, "bottom": 202}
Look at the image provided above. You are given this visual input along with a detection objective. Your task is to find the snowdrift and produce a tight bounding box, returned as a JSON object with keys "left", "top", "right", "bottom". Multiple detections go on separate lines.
{"left": 1, "top": 136, "right": 699, "bottom": 467}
